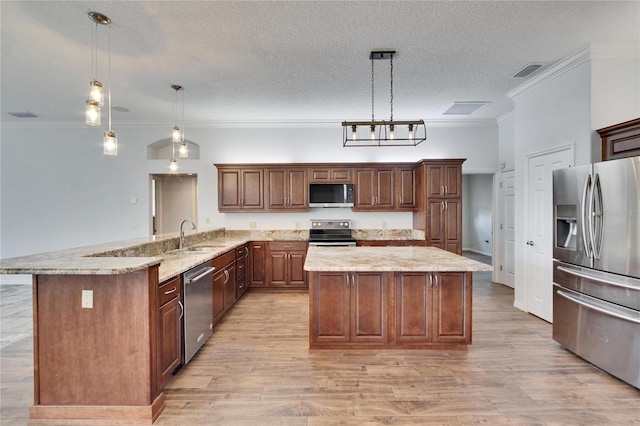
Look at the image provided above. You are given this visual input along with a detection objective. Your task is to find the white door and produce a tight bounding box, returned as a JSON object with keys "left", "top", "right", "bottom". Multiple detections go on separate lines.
{"left": 525, "top": 147, "right": 573, "bottom": 322}
{"left": 498, "top": 170, "right": 515, "bottom": 288}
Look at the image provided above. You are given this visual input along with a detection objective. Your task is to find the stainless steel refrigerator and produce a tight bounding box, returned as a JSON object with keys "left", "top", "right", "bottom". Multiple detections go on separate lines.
{"left": 552, "top": 156, "right": 640, "bottom": 389}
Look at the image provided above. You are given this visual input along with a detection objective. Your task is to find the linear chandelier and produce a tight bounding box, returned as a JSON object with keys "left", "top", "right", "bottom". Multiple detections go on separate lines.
{"left": 342, "top": 51, "right": 426, "bottom": 147}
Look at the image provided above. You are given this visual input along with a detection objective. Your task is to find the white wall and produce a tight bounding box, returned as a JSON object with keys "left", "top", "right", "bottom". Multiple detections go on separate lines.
{"left": 0, "top": 122, "right": 498, "bottom": 259}
{"left": 507, "top": 43, "right": 640, "bottom": 312}
{"left": 462, "top": 174, "right": 494, "bottom": 256}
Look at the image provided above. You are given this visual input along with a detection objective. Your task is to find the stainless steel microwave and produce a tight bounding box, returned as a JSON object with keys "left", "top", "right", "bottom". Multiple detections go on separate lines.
{"left": 309, "top": 183, "right": 354, "bottom": 208}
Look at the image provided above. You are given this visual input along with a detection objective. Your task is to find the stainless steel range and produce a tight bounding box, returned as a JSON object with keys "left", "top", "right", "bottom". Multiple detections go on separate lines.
{"left": 308, "top": 219, "right": 357, "bottom": 246}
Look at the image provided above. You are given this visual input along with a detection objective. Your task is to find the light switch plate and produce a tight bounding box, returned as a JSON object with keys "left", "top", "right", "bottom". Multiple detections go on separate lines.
{"left": 82, "top": 290, "right": 93, "bottom": 309}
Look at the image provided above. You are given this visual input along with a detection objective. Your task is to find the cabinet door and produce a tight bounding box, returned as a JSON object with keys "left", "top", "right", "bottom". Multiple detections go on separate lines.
{"left": 310, "top": 272, "right": 350, "bottom": 344}
{"left": 354, "top": 168, "right": 375, "bottom": 208}
{"left": 351, "top": 272, "right": 389, "bottom": 343}
{"left": 432, "top": 272, "right": 471, "bottom": 343}
{"left": 219, "top": 169, "right": 241, "bottom": 209}
{"left": 396, "top": 167, "right": 417, "bottom": 209}
{"left": 241, "top": 169, "right": 264, "bottom": 209}
{"left": 287, "top": 169, "right": 308, "bottom": 209}
{"left": 268, "top": 251, "right": 288, "bottom": 286}
{"left": 250, "top": 242, "right": 266, "bottom": 287}
{"left": 443, "top": 165, "right": 462, "bottom": 197}
{"left": 375, "top": 168, "right": 395, "bottom": 209}
{"left": 395, "top": 272, "right": 432, "bottom": 343}
{"left": 426, "top": 165, "right": 445, "bottom": 198}
{"left": 212, "top": 269, "right": 226, "bottom": 324}
{"left": 427, "top": 200, "right": 445, "bottom": 249}
{"left": 158, "top": 296, "right": 182, "bottom": 388}
{"left": 288, "top": 250, "right": 307, "bottom": 287}
{"left": 443, "top": 200, "right": 462, "bottom": 255}
{"left": 223, "top": 264, "right": 237, "bottom": 309}
{"left": 265, "top": 168, "right": 287, "bottom": 209}
{"left": 309, "top": 167, "right": 352, "bottom": 183}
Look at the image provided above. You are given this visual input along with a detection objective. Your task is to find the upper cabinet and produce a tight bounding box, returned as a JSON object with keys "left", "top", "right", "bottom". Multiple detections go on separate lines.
{"left": 597, "top": 117, "right": 640, "bottom": 161}
{"left": 216, "top": 166, "right": 264, "bottom": 212}
{"left": 353, "top": 166, "right": 416, "bottom": 211}
{"left": 265, "top": 167, "right": 308, "bottom": 211}
{"left": 425, "top": 163, "right": 461, "bottom": 198}
{"left": 308, "top": 167, "right": 353, "bottom": 183}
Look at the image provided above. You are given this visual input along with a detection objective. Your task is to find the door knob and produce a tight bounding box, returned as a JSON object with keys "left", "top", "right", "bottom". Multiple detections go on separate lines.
{"left": 526, "top": 240, "right": 535, "bottom": 246}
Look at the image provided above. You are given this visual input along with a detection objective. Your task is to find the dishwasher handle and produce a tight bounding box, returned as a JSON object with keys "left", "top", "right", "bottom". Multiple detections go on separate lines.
{"left": 185, "top": 266, "right": 215, "bottom": 284}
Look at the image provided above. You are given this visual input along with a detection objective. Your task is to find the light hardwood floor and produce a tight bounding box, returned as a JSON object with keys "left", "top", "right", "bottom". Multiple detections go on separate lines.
{"left": 1, "top": 269, "right": 638, "bottom": 425}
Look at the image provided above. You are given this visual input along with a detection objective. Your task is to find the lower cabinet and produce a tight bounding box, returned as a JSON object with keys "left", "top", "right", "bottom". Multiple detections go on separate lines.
{"left": 235, "top": 243, "right": 250, "bottom": 298}
{"left": 309, "top": 270, "right": 471, "bottom": 348}
{"left": 310, "top": 271, "right": 390, "bottom": 346}
{"left": 157, "top": 275, "right": 183, "bottom": 388}
{"left": 266, "top": 241, "right": 308, "bottom": 288}
{"left": 396, "top": 271, "right": 471, "bottom": 345}
{"left": 250, "top": 241, "right": 267, "bottom": 288}
{"left": 213, "top": 250, "right": 236, "bottom": 325}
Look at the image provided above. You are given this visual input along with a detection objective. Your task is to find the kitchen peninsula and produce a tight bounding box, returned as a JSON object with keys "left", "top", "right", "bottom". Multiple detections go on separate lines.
{"left": 305, "top": 246, "right": 492, "bottom": 349}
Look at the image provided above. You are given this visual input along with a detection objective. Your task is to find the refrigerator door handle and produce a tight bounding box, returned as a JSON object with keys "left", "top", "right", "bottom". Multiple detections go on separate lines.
{"left": 591, "top": 173, "right": 603, "bottom": 259}
{"left": 581, "top": 173, "right": 593, "bottom": 258}
{"left": 556, "top": 289, "right": 640, "bottom": 325}
{"left": 557, "top": 265, "right": 640, "bottom": 291}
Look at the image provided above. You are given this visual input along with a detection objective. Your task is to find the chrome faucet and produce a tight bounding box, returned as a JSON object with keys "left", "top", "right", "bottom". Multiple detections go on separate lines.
{"left": 179, "top": 219, "right": 196, "bottom": 249}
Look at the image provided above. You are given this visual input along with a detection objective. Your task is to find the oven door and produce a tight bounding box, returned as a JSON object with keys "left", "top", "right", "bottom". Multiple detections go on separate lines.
{"left": 308, "top": 241, "right": 356, "bottom": 247}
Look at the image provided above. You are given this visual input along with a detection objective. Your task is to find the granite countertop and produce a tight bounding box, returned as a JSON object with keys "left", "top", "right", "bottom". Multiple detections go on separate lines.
{"left": 304, "top": 246, "right": 493, "bottom": 272}
{"left": 0, "top": 228, "right": 433, "bottom": 281}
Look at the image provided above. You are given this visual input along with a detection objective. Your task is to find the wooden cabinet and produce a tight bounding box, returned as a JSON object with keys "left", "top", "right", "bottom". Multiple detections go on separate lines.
{"left": 395, "top": 272, "right": 471, "bottom": 345}
{"left": 597, "top": 117, "right": 640, "bottom": 161}
{"left": 354, "top": 166, "right": 416, "bottom": 211}
{"left": 216, "top": 166, "right": 264, "bottom": 212}
{"left": 235, "top": 243, "right": 250, "bottom": 298}
{"left": 212, "top": 250, "right": 236, "bottom": 324}
{"left": 425, "top": 163, "right": 462, "bottom": 198}
{"left": 266, "top": 241, "right": 308, "bottom": 288}
{"left": 413, "top": 159, "right": 465, "bottom": 254}
{"left": 250, "top": 241, "right": 267, "bottom": 288}
{"left": 426, "top": 199, "right": 462, "bottom": 255}
{"left": 157, "top": 275, "right": 182, "bottom": 388}
{"left": 309, "top": 271, "right": 390, "bottom": 347}
{"left": 265, "top": 167, "right": 308, "bottom": 211}
{"left": 308, "top": 167, "right": 352, "bottom": 183}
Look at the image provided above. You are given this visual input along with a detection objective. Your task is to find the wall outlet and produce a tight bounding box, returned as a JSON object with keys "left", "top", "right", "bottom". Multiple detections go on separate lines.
{"left": 205, "top": 217, "right": 211, "bottom": 225}
{"left": 382, "top": 221, "right": 387, "bottom": 229}
{"left": 249, "top": 222, "right": 257, "bottom": 229}
{"left": 295, "top": 221, "right": 300, "bottom": 229}
{"left": 82, "top": 290, "right": 93, "bottom": 309}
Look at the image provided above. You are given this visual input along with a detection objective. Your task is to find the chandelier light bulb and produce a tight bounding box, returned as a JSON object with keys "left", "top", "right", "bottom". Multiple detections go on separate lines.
{"left": 179, "top": 141, "right": 188, "bottom": 158}
{"left": 408, "top": 124, "right": 414, "bottom": 140}
{"left": 169, "top": 158, "right": 178, "bottom": 173}
{"left": 89, "top": 80, "right": 103, "bottom": 105}
{"left": 103, "top": 130, "right": 117, "bottom": 155}
{"left": 370, "top": 125, "right": 376, "bottom": 140}
{"left": 389, "top": 124, "right": 395, "bottom": 140}
{"left": 85, "top": 100, "right": 101, "bottom": 126}
{"left": 351, "top": 125, "right": 357, "bottom": 141}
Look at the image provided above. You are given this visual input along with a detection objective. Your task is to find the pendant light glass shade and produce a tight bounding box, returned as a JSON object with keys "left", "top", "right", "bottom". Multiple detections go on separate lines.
{"left": 89, "top": 79, "right": 103, "bottom": 105}
{"left": 85, "top": 100, "right": 101, "bottom": 126}
{"left": 172, "top": 126, "right": 182, "bottom": 143}
{"left": 103, "top": 130, "right": 117, "bottom": 155}
{"left": 179, "top": 141, "right": 188, "bottom": 158}
{"left": 169, "top": 158, "right": 178, "bottom": 173}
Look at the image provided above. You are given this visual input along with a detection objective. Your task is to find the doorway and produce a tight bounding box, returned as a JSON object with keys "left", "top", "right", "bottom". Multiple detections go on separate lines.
{"left": 151, "top": 174, "right": 198, "bottom": 235}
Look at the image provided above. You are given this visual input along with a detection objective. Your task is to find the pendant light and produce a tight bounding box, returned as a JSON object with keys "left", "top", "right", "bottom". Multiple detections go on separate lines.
{"left": 103, "top": 20, "right": 117, "bottom": 155}
{"left": 169, "top": 84, "right": 185, "bottom": 170}
{"left": 85, "top": 12, "right": 110, "bottom": 126}
{"left": 342, "top": 50, "right": 426, "bottom": 147}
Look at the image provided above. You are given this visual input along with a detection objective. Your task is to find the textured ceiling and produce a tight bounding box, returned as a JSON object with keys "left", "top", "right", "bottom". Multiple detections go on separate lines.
{"left": 1, "top": 1, "right": 639, "bottom": 126}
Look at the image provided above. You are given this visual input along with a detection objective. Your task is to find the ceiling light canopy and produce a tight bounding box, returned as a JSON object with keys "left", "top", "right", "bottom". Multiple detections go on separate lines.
{"left": 343, "top": 50, "right": 426, "bottom": 147}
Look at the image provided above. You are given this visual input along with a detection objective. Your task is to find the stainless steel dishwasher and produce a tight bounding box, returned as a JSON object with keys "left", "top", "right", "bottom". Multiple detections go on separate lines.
{"left": 183, "top": 261, "right": 215, "bottom": 363}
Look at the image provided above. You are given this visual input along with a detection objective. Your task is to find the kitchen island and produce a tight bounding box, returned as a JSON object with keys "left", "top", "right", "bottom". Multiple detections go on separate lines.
{"left": 304, "top": 246, "right": 492, "bottom": 349}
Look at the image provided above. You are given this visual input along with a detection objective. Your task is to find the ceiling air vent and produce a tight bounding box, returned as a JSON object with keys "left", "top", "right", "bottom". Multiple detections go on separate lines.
{"left": 7, "top": 111, "right": 38, "bottom": 118}
{"left": 443, "top": 101, "right": 490, "bottom": 115}
{"left": 512, "top": 63, "right": 544, "bottom": 78}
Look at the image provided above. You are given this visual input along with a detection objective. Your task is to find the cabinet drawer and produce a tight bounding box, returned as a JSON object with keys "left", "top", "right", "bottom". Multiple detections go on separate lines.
{"left": 236, "top": 245, "right": 248, "bottom": 259}
{"left": 213, "top": 250, "right": 236, "bottom": 270}
{"left": 158, "top": 276, "right": 182, "bottom": 306}
{"left": 268, "top": 241, "right": 307, "bottom": 251}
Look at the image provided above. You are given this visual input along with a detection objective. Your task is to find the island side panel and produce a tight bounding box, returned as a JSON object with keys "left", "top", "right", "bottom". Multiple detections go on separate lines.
{"left": 31, "top": 268, "right": 160, "bottom": 410}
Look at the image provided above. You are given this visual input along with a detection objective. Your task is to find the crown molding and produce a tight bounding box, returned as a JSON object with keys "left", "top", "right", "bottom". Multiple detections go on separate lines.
{"left": 507, "top": 42, "right": 639, "bottom": 101}
{"left": 496, "top": 111, "right": 514, "bottom": 123}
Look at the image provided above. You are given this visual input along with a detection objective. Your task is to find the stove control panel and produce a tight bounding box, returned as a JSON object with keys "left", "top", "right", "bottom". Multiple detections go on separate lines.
{"left": 310, "top": 219, "right": 352, "bottom": 230}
